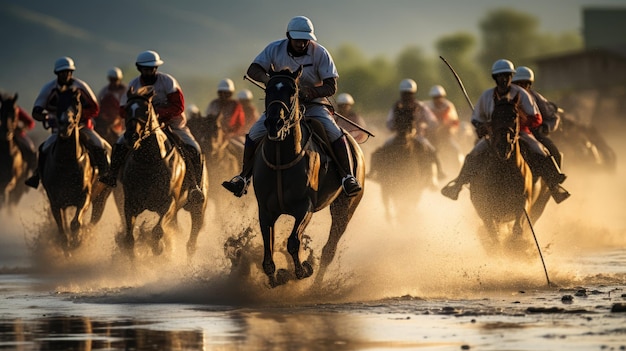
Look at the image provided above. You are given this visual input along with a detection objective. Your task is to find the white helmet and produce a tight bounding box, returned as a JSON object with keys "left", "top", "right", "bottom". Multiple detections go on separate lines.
{"left": 237, "top": 89, "right": 253, "bottom": 100}
{"left": 286, "top": 16, "right": 316, "bottom": 41}
{"left": 217, "top": 78, "right": 235, "bottom": 92}
{"left": 336, "top": 93, "right": 355, "bottom": 105}
{"left": 399, "top": 78, "right": 417, "bottom": 93}
{"left": 187, "top": 103, "right": 200, "bottom": 115}
{"left": 512, "top": 66, "right": 535, "bottom": 82}
{"left": 429, "top": 85, "right": 446, "bottom": 97}
{"left": 135, "top": 50, "right": 164, "bottom": 67}
{"left": 107, "top": 67, "right": 123, "bottom": 80}
{"left": 54, "top": 56, "right": 76, "bottom": 73}
{"left": 491, "top": 59, "right": 516, "bottom": 75}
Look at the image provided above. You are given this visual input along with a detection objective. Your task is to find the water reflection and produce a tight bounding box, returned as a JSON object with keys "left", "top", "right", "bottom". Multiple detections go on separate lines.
{"left": 0, "top": 317, "right": 204, "bottom": 351}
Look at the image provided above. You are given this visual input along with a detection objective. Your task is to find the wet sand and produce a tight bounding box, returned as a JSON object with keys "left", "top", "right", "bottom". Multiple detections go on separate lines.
{"left": 1, "top": 131, "right": 625, "bottom": 350}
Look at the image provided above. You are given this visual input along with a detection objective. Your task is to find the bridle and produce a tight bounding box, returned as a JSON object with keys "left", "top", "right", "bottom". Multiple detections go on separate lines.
{"left": 125, "top": 95, "right": 160, "bottom": 149}
{"left": 265, "top": 74, "right": 301, "bottom": 141}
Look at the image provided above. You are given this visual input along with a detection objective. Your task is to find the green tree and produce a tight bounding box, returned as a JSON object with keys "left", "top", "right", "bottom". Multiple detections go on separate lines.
{"left": 395, "top": 46, "right": 437, "bottom": 99}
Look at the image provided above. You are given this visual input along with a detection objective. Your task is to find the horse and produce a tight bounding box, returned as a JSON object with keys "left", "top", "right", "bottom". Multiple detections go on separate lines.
{"left": 468, "top": 92, "right": 550, "bottom": 251}
{"left": 252, "top": 67, "right": 365, "bottom": 287}
{"left": 368, "top": 127, "right": 438, "bottom": 222}
{"left": 119, "top": 86, "right": 208, "bottom": 258}
{"left": 40, "top": 87, "right": 112, "bottom": 252}
{"left": 187, "top": 112, "right": 241, "bottom": 225}
{"left": 0, "top": 93, "right": 28, "bottom": 208}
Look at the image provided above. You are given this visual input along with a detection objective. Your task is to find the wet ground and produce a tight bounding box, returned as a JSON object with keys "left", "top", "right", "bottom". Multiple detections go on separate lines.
{"left": 1, "top": 133, "right": 625, "bottom": 351}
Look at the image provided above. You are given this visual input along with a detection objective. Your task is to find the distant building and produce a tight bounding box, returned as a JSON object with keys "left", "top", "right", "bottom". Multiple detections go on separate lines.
{"left": 535, "top": 7, "right": 626, "bottom": 92}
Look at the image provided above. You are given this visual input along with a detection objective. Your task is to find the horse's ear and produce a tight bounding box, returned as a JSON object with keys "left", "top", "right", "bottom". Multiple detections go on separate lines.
{"left": 295, "top": 65, "right": 303, "bottom": 79}
{"left": 13, "top": 93, "right": 18, "bottom": 103}
{"left": 269, "top": 64, "right": 276, "bottom": 75}
{"left": 513, "top": 93, "right": 520, "bottom": 104}
{"left": 127, "top": 86, "right": 135, "bottom": 97}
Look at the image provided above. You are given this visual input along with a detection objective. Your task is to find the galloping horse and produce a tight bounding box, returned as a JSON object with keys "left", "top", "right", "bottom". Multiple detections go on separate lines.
{"left": 40, "top": 87, "right": 112, "bottom": 252}
{"left": 187, "top": 112, "right": 241, "bottom": 222}
{"left": 119, "top": 86, "right": 208, "bottom": 258}
{"left": 253, "top": 67, "right": 365, "bottom": 287}
{"left": 368, "top": 127, "right": 438, "bottom": 222}
{"left": 469, "top": 92, "right": 550, "bottom": 250}
{"left": 0, "top": 93, "right": 28, "bottom": 208}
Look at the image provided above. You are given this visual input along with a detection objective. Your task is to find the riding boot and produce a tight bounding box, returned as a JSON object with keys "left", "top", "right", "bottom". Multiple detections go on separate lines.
{"left": 183, "top": 145, "right": 205, "bottom": 205}
{"left": 222, "top": 134, "right": 257, "bottom": 197}
{"left": 99, "top": 143, "right": 128, "bottom": 187}
{"left": 331, "top": 135, "right": 362, "bottom": 197}
{"left": 537, "top": 155, "right": 570, "bottom": 204}
{"left": 92, "top": 148, "right": 110, "bottom": 176}
{"left": 440, "top": 153, "right": 478, "bottom": 200}
{"left": 25, "top": 145, "right": 46, "bottom": 189}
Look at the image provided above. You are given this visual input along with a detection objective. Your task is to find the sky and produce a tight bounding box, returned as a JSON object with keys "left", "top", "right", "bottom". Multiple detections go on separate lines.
{"left": 2, "top": 0, "right": 626, "bottom": 111}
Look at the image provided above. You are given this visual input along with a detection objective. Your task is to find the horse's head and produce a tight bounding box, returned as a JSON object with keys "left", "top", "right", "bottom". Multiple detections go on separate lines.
{"left": 124, "top": 86, "right": 158, "bottom": 148}
{"left": 488, "top": 92, "right": 521, "bottom": 160}
{"left": 0, "top": 93, "right": 19, "bottom": 141}
{"left": 55, "top": 87, "right": 82, "bottom": 139}
{"left": 264, "top": 66, "right": 302, "bottom": 141}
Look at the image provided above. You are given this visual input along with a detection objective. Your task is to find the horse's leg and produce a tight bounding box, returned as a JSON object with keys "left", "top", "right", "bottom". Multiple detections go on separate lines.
{"left": 152, "top": 201, "right": 178, "bottom": 256}
{"left": 288, "top": 210, "right": 314, "bottom": 280}
{"left": 90, "top": 181, "right": 112, "bottom": 224}
{"left": 51, "top": 206, "right": 68, "bottom": 251}
{"left": 259, "top": 211, "right": 280, "bottom": 287}
{"left": 70, "top": 195, "right": 91, "bottom": 249}
{"left": 122, "top": 209, "right": 137, "bottom": 258}
{"left": 314, "top": 195, "right": 359, "bottom": 285}
{"left": 186, "top": 202, "right": 206, "bottom": 259}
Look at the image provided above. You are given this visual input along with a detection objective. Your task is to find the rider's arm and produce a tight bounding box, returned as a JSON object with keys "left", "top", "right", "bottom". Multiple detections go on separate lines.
{"left": 32, "top": 106, "right": 47, "bottom": 122}
{"left": 300, "top": 77, "right": 337, "bottom": 102}
{"left": 155, "top": 90, "right": 184, "bottom": 123}
{"left": 17, "top": 107, "right": 36, "bottom": 130}
{"left": 247, "top": 63, "right": 269, "bottom": 85}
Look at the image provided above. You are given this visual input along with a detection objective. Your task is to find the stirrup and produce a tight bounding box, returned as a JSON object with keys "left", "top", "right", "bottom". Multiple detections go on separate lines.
{"left": 341, "top": 175, "right": 362, "bottom": 197}
{"left": 222, "top": 175, "right": 249, "bottom": 197}
{"left": 550, "top": 185, "right": 570, "bottom": 204}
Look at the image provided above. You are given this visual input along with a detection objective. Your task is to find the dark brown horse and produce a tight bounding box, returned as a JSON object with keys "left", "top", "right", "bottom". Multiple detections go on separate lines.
{"left": 253, "top": 67, "right": 365, "bottom": 287}
{"left": 368, "top": 123, "right": 438, "bottom": 222}
{"left": 119, "top": 86, "right": 208, "bottom": 258}
{"left": 187, "top": 111, "right": 241, "bottom": 225}
{"left": 40, "top": 87, "right": 112, "bottom": 252}
{"left": 0, "top": 93, "right": 28, "bottom": 208}
{"left": 469, "top": 93, "right": 550, "bottom": 250}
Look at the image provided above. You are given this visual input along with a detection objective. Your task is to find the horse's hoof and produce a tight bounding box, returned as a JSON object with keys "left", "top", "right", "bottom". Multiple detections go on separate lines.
{"left": 273, "top": 269, "right": 291, "bottom": 286}
{"left": 296, "top": 261, "right": 314, "bottom": 279}
{"left": 152, "top": 240, "right": 164, "bottom": 256}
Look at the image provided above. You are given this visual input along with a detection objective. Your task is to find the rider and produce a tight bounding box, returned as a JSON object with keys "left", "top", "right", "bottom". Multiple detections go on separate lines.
{"left": 236, "top": 89, "right": 260, "bottom": 134}
{"left": 99, "top": 50, "right": 205, "bottom": 205}
{"left": 335, "top": 93, "right": 368, "bottom": 143}
{"left": 205, "top": 78, "right": 246, "bottom": 139}
{"left": 440, "top": 59, "right": 570, "bottom": 203}
{"left": 1, "top": 94, "right": 38, "bottom": 173}
{"left": 222, "top": 15, "right": 362, "bottom": 198}
{"left": 512, "top": 66, "right": 563, "bottom": 167}
{"left": 385, "top": 78, "right": 446, "bottom": 179}
{"left": 96, "top": 67, "right": 127, "bottom": 139}
{"left": 25, "top": 56, "right": 109, "bottom": 189}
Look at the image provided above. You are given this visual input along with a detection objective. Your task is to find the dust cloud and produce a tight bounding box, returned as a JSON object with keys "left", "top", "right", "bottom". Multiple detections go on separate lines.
{"left": 0, "top": 125, "right": 624, "bottom": 306}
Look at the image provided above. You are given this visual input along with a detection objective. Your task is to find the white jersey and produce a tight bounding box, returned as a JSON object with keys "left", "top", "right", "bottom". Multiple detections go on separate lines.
{"left": 33, "top": 78, "right": 99, "bottom": 120}
{"left": 252, "top": 39, "right": 338, "bottom": 105}
{"left": 121, "top": 71, "right": 186, "bottom": 123}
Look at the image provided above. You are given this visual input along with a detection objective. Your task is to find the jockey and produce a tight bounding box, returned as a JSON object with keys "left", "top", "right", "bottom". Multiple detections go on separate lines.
{"left": 99, "top": 50, "right": 205, "bottom": 205}
{"left": 512, "top": 66, "right": 563, "bottom": 168}
{"left": 96, "top": 67, "right": 127, "bottom": 138}
{"left": 205, "top": 78, "right": 246, "bottom": 138}
{"left": 335, "top": 93, "right": 368, "bottom": 143}
{"left": 426, "top": 85, "right": 461, "bottom": 141}
{"left": 25, "top": 56, "right": 110, "bottom": 189}
{"left": 236, "top": 89, "right": 260, "bottom": 134}
{"left": 5, "top": 98, "right": 37, "bottom": 173}
{"left": 441, "top": 59, "right": 570, "bottom": 204}
{"left": 222, "top": 15, "right": 362, "bottom": 198}
{"left": 385, "top": 78, "right": 446, "bottom": 179}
